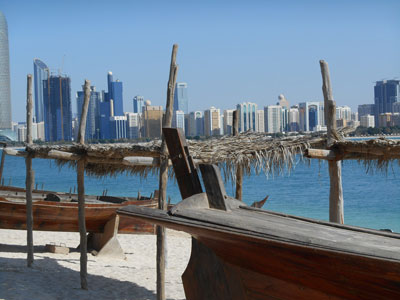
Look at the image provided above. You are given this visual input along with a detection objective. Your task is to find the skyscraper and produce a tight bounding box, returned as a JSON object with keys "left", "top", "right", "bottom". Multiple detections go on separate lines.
{"left": 43, "top": 75, "right": 72, "bottom": 141}
{"left": 204, "top": 107, "right": 221, "bottom": 136}
{"left": 236, "top": 102, "right": 258, "bottom": 132}
{"left": 0, "top": 11, "right": 11, "bottom": 130}
{"left": 77, "top": 85, "right": 101, "bottom": 140}
{"left": 105, "top": 71, "right": 124, "bottom": 116}
{"left": 33, "top": 58, "right": 49, "bottom": 123}
{"left": 133, "top": 95, "right": 145, "bottom": 113}
{"left": 174, "top": 82, "right": 188, "bottom": 114}
{"left": 299, "top": 102, "right": 325, "bottom": 132}
{"left": 374, "top": 80, "right": 400, "bottom": 126}
{"left": 264, "top": 105, "right": 282, "bottom": 133}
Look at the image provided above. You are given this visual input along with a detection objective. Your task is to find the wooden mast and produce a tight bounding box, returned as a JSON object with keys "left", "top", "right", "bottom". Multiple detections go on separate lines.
{"left": 25, "top": 74, "right": 35, "bottom": 267}
{"left": 157, "top": 44, "right": 178, "bottom": 300}
{"left": 77, "top": 79, "right": 91, "bottom": 289}
{"left": 233, "top": 110, "right": 243, "bottom": 200}
{"left": 319, "top": 60, "right": 344, "bottom": 224}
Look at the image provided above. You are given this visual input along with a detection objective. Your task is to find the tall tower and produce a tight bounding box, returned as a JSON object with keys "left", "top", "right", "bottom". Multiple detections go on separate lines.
{"left": 374, "top": 80, "right": 400, "bottom": 126}
{"left": 43, "top": 75, "right": 72, "bottom": 141}
{"left": 174, "top": 82, "right": 188, "bottom": 114}
{"left": 0, "top": 11, "right": 11, "bottom": 129}
{"left": 33, "top": 58, "right": 49, "bottom": 123}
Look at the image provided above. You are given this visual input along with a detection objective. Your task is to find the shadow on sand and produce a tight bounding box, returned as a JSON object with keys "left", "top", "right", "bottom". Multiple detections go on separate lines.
{"left": 0, "top": 254, "right": 181, "bottom": 300}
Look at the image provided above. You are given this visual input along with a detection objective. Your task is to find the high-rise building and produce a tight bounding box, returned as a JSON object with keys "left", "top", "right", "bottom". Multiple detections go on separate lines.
{"left": 204, "top": 107, "right": 221, "bottom": 136}
{"left": 104, "top": 71, "right": 123, "bottom": 116}
{"left": 374, "top": 80, "right": 400, "bottom": 126}
{"left": 393, "top": 102, "right": 400, "bottom": 113}
{"left": 255, "top": 110, "right": 265, "bottom": 133}
{"left": 299, "top": 102, "right": 324, "bottom": 132}
{"left": 360, "top": 115, "right": 375, "bottom": 128}
{"left": 77, "top": 85, "right": 101, "bottom": 140}
{"left": 33, "top": 58, "right": 49, "bottom": 123}
{"left": 188, "top": 111, "right": 204, "bottom": 136}
{"left": 0, "top": 11, "right": 11, "bottom": 130}
{"left": 223, "top": 109, "right": 234, "bottom": 135}
{"left": 174, "top": 110, "right": 185, "bottom": 133}
{"left": 174, "top": 83, "right": 188, "bottom": 114}
{"left": 336, "top": 106, "right": 352, "bottom": 121}
{"left": 143, "top": 101, "right": 163, "bottom": 138}
{"left": 133, "top": 95, "right": 145, "bottom": 113}
{"left": 264, "top": 105, "right": 282, "bottom": 133}
{"left": 109, "top": 116, "right": 127, "bottom": 139}
{"left": 236, "top": 102, "right": 258, "bottom": 132}
{"left": 125, "top": 112, "right": 141, "bottom": 139}
{"left": 43, "top": 75, "right": 73, "bottom": 141}
{"left": 288, "top": 106, "right": 300, "bottom": 132}
{"left": 277, "top": 94, "right": 290, "bottom": 109}
{"left": 358, "top": 104, "right": 375, "bottom": 118}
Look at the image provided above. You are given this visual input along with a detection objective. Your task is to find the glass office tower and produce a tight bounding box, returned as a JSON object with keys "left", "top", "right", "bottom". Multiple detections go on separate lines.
{"left": 0, "top": 11, "right": 11, "bottom": 129}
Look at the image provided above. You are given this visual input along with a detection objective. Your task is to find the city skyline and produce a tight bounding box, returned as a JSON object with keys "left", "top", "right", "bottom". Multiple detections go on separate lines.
{"left": 1, "top": 1, "right": 399, "bottom": 123}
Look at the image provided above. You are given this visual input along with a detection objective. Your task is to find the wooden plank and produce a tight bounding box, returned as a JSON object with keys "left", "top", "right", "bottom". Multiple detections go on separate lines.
{"left": 163, "top": 127, "right": 203, "bottom": 199}
{"left": 320, "top": 60, "right": 344, "bottom": 224}
{"left": 157, "top": 44, "right": 178, "bottom": 300}
{"left": 199, "top": 164, "right": 228, "bottom": 211}
{"left": 25, "top": 74, "right": 34, "bottom": 268}
{"left": 77, "top": 80, "right": 91, "bottom": 145}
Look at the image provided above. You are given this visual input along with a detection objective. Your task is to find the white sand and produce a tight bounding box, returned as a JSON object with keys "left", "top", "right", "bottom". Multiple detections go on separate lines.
{"left": 0, "top": 229, "right": 191, "bottom": 300}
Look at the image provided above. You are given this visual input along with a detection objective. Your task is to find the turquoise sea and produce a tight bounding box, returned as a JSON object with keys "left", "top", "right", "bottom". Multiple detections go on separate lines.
{"left": 1, "top": 149, "right": 399, "bottom": 233}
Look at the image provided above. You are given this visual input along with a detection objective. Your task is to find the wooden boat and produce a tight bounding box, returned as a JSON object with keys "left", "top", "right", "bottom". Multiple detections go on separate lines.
{"left": 0, "top": 185, "right": 157, "bottom": 234}
{"left": 118, "top": 128, "right": 400, "bottom": 300}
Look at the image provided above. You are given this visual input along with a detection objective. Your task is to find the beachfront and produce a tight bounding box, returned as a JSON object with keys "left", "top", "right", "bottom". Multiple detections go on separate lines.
{"left": 0, "top": 229, "right": 190, "bottom": 300}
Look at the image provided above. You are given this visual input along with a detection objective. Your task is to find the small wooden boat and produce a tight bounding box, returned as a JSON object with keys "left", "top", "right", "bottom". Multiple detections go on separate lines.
{"left": 0, "top": 197, "right": 156, "bottom": 234}
{"left": 118, "top": 128, "right": 400, "bottom": 300}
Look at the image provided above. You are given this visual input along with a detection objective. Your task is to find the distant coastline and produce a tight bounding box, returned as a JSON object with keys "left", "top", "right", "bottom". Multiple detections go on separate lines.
{"left": 347, "top": 135, "right": 400, "bottom": 140}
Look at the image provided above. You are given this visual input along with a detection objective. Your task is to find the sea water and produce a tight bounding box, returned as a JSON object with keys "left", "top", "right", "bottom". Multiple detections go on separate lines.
{"left": 1, "top": 150, "right": 399, "bottom": 232}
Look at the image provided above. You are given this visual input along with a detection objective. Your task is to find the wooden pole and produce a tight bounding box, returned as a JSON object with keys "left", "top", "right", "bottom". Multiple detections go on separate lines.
{"left": 25, "top": 74, "right": 35, "bottom": 267}
{"left": 77, "top": 79, "right": 91, "bottom": 290}
{"left": 233, "top": 110, "right": 243, "bottom": 200}
{"left": 319, "top": 60, "right": 344, "bottom": 224}
{"left": 157, "top": 44, "right": 178, "bottom": 300}
{"left": 0, "top": 143, "right": 6, "bottom": 185}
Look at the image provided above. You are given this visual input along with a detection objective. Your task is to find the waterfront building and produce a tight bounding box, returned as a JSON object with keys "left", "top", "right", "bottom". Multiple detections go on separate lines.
{"left": 174, "top": 82, "right": 188, "bottom": 114}
{"left": 351, "top": 112, "right": 359, "bottom": 122}
{"left": 174, "top": 110, "right": 185, "bottom": 134}
{"left": 33, "top": 59, "right": 49, "bottom": 123}
{"left": 223, "top": 109, "right": 234, "bottom": 135}
{"left": 143, "top": 102, "right": 163, "bottom": 138}
{"left": 392, "top": 113, "right": 400, "bottom": 127}
{"left": 104, "top": 71, "right": 124, "bottom": 116}
{"left": 77, "top": 85, "right": 101, "bottom": 140}
{"left": 220, "top": 114, "right": 224, "bottom": 135}
{"left": 109, "top": 116, "right": 127, "bottom": 139}
{"left": 17, "top": 124, "right": 26, "bottom": 142}
{"left": 255, "top": 110, "right": 265, "bottom": 133}
{"left": 204, "top": 107, "right": 221, "bottom": 136}
{"left": 125, "top": 112, "right": 141, "bottom": 139}
{"left": 264, "top": 105, "right": 282, "bottom": 133}
{"left": 0, "top": 11, "right": 11, "bottom": 130}
{"left": 374, "top": 80, "right": 400, "bottom": 126}
{"left": 299, "top": 102, "right": 324, "bottom": 132}
{"left": 43, "top": 75, "right": 72, "bottom": 141}
{"left": 236, "top": 102, "right": 257, "bottom": 132}
{"left": 133, "top": 95, "right": 145, "bottom": 113}
{"left": 288, "top": 106, "right": 300, "bottom": 132}
{"left": 36, "top": 121, "right": 45, "bottom": 141}
{"left": 360, "top": 115, "right": 374, "bottom": 128}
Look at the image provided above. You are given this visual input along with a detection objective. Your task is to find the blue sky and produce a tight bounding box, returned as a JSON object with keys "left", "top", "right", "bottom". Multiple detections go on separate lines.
{"left": 1, "top": 0, "right": 399, "bottom": 122}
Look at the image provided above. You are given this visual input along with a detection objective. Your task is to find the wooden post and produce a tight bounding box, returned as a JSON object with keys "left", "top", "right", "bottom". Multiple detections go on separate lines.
{"left": 233, "top": 110, "right": 243, "bottom": 200}
{"left": 77, "top": 79, "right": 91, "bottom": 290}
{"left": 157, "top": 44, "right": 178, "bottom": 300}
{"left": 0, "top": 143, "right": 6, "bottom": 185}
{"left": 25, "top": 74, "right": 35, "bottom": 267}
{"left": 319, "top": 60, "right": 344, "bottom": 224}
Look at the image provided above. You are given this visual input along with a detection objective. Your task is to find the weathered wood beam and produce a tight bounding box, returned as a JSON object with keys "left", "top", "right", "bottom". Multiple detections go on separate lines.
{"left": 320, "top": 60, "right": 344, "bottom": 224}
{"left": 4, "top": 148, "right": 27, "bottom": 157}
{"left": 77, "top": 79, "right": 90, "bottom": 290}
{"left": 233, "top": 110, "right": 243, "bottom": 201}
{"left": 157, "top": 44, "right": 178, "bottom": 300}
{"left": 304, "top": 149, "right": 338, "bottom": 160}
{"left": 25, "top": 74, "right": 34, "bottom": 267}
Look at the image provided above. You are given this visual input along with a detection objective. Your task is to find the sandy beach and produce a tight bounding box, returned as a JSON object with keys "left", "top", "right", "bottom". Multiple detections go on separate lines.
{"left": 0, "top": 229, "right": 191, "bottom": 300}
